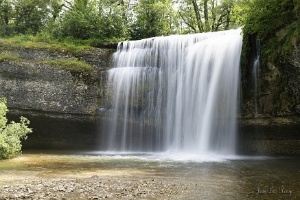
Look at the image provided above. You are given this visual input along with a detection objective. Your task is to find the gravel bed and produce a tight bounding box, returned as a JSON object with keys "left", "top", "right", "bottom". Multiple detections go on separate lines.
{"left": 0, "top": 176, "right": 190, "bottom": 200}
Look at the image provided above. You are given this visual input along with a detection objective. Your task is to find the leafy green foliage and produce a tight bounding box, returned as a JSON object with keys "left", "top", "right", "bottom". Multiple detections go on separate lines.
{"left": 0, "top": 0, "right": 298, "bottom": 62}
{"left": 0, "top": 0, "right": 128, "bottom": 41}
{"left": 56, "top": 2, "right": 102, "bottom": 39}
{"left": 54, "top": 0, "right": 128, "bottom": 40}
{"left": 0, "top": 53, "right": 19, "bottom": 62}
{"left": 178, "top": 0, "right": 237, "bottom": 33}
{"left": 0, "top": 35, "right": 95, "bottom": 75}
{"left": 238, "top": 0, "right": 298, "bottom": 40}
{"left": 235, "top": 0, "right": 300, "bottom": 115}
{"left": 14, "top": 0, "right": 50, "bottom": 34}
{"left": 130, "top": 0, "right": 177, "bottom": 39}
{"left": 43, "top": 59, "right": 93, "bottom": 74}
{"left": 0, "top": 34, "right": 93, "bottom": 54}
{"left": 237, "top": 0, "right": 300, "bottom": 62}
{"left": 0, "top": 98, "right": 32, "bottom": 159}
{"left": 0, "top": 0, "right": 13, "bottom": 35}
{"left": 0, "top": 0, "right": 244, "bottom": 41}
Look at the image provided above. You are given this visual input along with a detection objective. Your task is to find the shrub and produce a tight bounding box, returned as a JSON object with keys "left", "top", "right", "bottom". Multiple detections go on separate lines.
{"left": 0, "top": 98, "right": 32, "bottom": 159}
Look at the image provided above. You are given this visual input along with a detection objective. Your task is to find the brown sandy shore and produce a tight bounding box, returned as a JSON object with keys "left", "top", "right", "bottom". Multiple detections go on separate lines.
{"left": 1, "top": 152, "right": 299, "bottom": 199}
{"left": 0, "top": 153, "right": 198, "bottom": 200}
{"left": 0, "top": 177, "right": 192, "bottom": 199}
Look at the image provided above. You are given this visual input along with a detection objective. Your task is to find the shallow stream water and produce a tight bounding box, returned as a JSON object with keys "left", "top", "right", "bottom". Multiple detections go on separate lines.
{"left": 0, "top": 151, "right": 299, "bottom": 199}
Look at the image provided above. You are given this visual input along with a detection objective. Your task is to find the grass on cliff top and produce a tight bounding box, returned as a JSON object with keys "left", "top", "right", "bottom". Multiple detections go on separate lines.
{"left": 0, "top": 53, "right": 20, "bottom": 62}
{"left": 44, "top": 59, "right": 94, "bottom": 73}
{"left": 0, "top": 34, "right": 114, "bottom": 74}
{"left": 0, "top": 34, "right": 94, "bottom": 55}
{"left": 0, "top": 52, "right": 93, "bottom": 74}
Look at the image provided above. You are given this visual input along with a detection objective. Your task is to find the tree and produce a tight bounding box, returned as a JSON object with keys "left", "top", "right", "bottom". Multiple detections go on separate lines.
{"left": 48, "top": 0, "right": 64, "bottom": 22}
{"left": 55, "top": 0, "right": 128, "bottom": 40}
{"left": 178, "top": 0, "right": 237, "bottom": 33}
{"left": 0, "top": 98, "right": 32, "bottom": 159}
{"left": 13, "top": 0, "right": 50, "bottom": 34}
{"left": 130, "top": 0, "right": 177, "bottom": 39}
{"left": 98, "top": 0, "right": 129, "bottom": 39}
{"left": 55, "top": 0, "right": 99, "bottom": 39}
{"left": 0, "top": 0, "right": 13, "bottom": 35}
{"left": 177, "top": 0, "right": 200, "bottom": 33}
{"left": 235, "top": 0, "right": 300, "bottom": 62}
{"left": 236, "top": 0, "right": 299, "bottom": 40}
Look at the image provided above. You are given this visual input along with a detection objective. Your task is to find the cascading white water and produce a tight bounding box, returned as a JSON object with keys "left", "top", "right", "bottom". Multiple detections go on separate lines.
{"left": 253, "top": 40, "right": 260, "bottom": 116}
{"left": 253, "top": 57, "right": 260, "bottom": 116}
{"left": 103, "top": 29, "right": 242, "bottom": 156}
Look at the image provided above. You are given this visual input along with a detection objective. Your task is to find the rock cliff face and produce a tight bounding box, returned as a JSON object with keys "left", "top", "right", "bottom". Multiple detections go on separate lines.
{"left": 0, "top": 47, "right": 114, "bottom": 149}
{"left": 241, "top": 35, "right": 300, "bottom": 117}
{"left": 242, "top": 61, "right": 300, "bottom": 117}
{"left": 239, "top": 35, "right": 300, "bottom": 156}
{"left": 1, "top": 61, "right": 97, "bottom": 114}
{"left": 0, "top": 48, "right": 113, "bottom": 115}
{"left": 238, "top": 116, "right": 300, "bottom": 156}
{"left": 0, "top": 43, "right": 299, "bottom": 155}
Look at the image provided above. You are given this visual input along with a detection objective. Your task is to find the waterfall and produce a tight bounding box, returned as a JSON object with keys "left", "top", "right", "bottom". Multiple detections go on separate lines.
{"left": 253, "top": 39, "right": 260, "bottom": 116}
{"left": 102, "top": 29, "right": 242, "bottom": 156}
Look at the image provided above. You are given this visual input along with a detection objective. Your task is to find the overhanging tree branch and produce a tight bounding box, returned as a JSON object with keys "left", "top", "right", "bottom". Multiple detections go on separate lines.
{"left": 178, "top": 10, "right": 197, "bottom": 32}
{"left": 191, "top": 0, "right": 203, "bottom": 32}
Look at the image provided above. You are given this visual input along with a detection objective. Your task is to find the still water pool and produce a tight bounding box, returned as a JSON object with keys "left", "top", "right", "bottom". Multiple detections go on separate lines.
{"left": 0, "top": 151, "right": 299, "bottom": 199}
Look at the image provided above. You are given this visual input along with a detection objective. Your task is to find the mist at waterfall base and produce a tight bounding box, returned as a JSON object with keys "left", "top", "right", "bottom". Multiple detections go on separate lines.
{"left": 99, "top": 29, "right": 243, "bottom": 161}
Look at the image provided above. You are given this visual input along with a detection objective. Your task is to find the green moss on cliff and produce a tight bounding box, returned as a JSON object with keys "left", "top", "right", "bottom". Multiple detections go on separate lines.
{"left": 0, "top": 53, "right": 20, "bottom": 62}
{"left": 240, "top": 0, "right": 300, "bottom": 116}
{"left": 0, "top": 52, "right": 93, "bottom": 73}
{"left": 0, "top": 35, "right": 93, "bottom": 55}
{"left": 0, "top": 33, "right": 100, "bottom": 75}
{"left": 43, "top": 59, "right": 93, "bottom": 74}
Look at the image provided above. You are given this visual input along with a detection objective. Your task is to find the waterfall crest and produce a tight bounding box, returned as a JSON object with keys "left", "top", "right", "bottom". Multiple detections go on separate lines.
{"left": 102, "top": 29, "right": 243, "bottom": 156}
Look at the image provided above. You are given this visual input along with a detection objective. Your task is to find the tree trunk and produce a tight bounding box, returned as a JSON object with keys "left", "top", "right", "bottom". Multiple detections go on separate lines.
{"left": 211, "top": 0, "right": 217, "bottom": 31}
{"left": 225, "top": 7, "right": 230, "bottom": 30}
{"left": 203, "top": 0, "right": 209, "bottom": 31}
{"left": 191, "top": 0, "right": 203, "bottom": 32}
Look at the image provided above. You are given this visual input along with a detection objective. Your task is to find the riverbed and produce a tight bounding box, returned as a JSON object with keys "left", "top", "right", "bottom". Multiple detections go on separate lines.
{"left": 0, "top": 151, "right": 299, "bottom": 199}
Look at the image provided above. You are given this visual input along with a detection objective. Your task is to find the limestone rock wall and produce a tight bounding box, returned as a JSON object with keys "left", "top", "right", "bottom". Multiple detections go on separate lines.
{"left": 0, "top": 48, "right": 113, "bottom": 116}
{"left": 0, "top": 47, "right": 114, "bottom": 149}
{"left": 238, "top": 117, "right": 300, "bottom": 156}
{"left": 1, "top": 44, "right": 299, "bottom": 154}
{"left": 239, "top": 35, "right": 300, "bottom": 156}
{"left": 241, "top": 37, "right": 300, "bottom": 117}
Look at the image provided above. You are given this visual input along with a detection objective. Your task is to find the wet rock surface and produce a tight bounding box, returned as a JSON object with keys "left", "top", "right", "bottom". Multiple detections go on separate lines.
{"left": 238, "top": 115, "right": 300, "bottom": 156}
{"left": 1, "top": 46, "right": 300, "bottom": 156}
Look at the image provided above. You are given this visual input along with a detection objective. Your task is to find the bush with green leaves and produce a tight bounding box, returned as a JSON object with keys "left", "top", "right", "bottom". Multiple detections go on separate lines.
{"left": 235, "top": 0, "right": 300, "bottom": 62}
{"left": 0, "top": 98, "right": 32, "bottom": 159}
{"left": 54, "top": 0, "right": 128, "bottom": 41}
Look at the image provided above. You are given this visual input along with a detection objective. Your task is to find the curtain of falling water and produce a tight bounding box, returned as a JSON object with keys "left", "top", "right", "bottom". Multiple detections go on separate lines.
{"left": 103, "top": 29, "right": 242, "bottom": 155}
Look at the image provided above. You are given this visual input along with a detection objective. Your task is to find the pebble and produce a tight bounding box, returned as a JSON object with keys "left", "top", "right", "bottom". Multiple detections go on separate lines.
{"left": 0, "top": 177, "right": 188, "bottom": 199}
